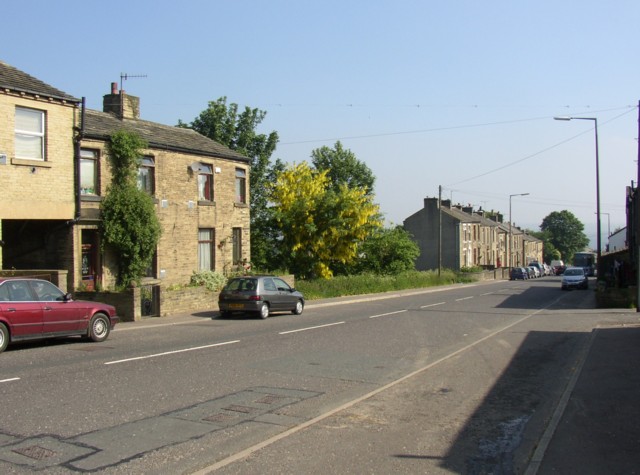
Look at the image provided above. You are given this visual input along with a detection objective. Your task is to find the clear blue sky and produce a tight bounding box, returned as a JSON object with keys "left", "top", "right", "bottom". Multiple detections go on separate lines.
{"left": 5, "top": 0, "right": 638, "bottom": 246}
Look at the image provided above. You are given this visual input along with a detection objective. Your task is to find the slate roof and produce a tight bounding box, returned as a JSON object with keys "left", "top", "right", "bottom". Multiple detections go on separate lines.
{"left": 0, "top": 60, "right": 80, "bottom": 103}
{"left": 83, "top": 109, "right": 250, "bottom": 163}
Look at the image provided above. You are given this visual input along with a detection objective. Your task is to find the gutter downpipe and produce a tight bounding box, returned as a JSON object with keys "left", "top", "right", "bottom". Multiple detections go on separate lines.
{"left": 73, "top": 97, "right": 86, "bottom": 220}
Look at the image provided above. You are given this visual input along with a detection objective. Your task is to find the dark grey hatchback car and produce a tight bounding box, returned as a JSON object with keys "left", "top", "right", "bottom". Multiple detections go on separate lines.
{"left": 218, "top": 276, "right": 305, "bottom": 319}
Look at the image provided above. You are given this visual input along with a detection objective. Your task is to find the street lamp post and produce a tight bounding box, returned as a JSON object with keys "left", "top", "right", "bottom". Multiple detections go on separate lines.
{"left": 554, "top": 116, "right": 602, "bottom": 268}
{"left": 509, "top": 193, "right": 530, "bottom": 268}
{"left": 598, "top": 212, "right": 611, "bottom": 238}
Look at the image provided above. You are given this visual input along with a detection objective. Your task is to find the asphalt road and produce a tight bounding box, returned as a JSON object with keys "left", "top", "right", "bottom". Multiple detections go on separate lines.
{"left": 0, "top": 276, "right": 637, "bottom": 474}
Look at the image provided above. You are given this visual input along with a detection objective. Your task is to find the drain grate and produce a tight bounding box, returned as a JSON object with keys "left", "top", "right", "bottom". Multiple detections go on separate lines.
{"left": 12, "top": 445, "right": 56, "bottom": 460}
{"left": 255, "top": 394, "right": 285, "bottom": 405}
{"left": 223, "top": 404, "right": 256, "bottom": 414}
{"left": 203, "top": 413, "right": 237, "bottom": 423}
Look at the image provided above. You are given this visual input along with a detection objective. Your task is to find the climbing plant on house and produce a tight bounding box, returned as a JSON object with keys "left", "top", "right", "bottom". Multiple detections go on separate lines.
{"left": 100, "top": 130, "right": 161, "bottom": 287}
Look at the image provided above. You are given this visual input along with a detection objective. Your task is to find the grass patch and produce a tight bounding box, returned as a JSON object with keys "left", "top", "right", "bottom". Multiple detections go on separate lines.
{"left": 296, "top": 269, "right": 475, "bottom": 300}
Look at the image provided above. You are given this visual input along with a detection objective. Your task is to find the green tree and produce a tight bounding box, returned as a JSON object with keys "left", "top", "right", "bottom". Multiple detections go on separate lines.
{"left": 540, "top": 210, "right": 589, "bottom": 263}
{"left": 179, "top": 97, "right": 279, "bottom": 270}
{"left": 311, "top": 141, "right": 376, "bottom": 194}
{"left": 355, "top": 226, "right": 419, "bottom": 275}
{"left": 100, "top": 130, "right": 161, "bottom": 287}
{"left": 270, "top": 162, "right": 381, "bottom": 279}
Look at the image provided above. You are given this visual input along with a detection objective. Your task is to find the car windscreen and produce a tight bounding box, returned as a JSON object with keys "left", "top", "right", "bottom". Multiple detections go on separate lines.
{"left": 564, "top": 269, "right": 583, "bottom": 276}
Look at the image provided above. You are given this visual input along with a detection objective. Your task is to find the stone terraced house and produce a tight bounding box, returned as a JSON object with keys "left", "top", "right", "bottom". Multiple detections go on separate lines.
{"left": 404, "top": 197, "right": 542, "bottom": 271}
{"left": 0, "top": 61, "right": 251, "bottom": 304}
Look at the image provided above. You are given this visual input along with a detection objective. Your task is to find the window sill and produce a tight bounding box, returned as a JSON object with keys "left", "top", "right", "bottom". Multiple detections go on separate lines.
{"left": 198, "top": 200, "right": 216, "bottom": 207}
{"left": 81, "top": 195, "right": 102, "bottom": 202}
{"left": 12, "top": 158, "right": 52, "bottom": 168}
{"left": 234, "top": 202, "right": 249, "bottom": 209}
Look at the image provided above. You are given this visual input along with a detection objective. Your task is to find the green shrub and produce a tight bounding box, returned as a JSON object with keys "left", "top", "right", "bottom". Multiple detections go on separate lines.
{"left": 190, "top": 270, "right": 227, "bottom": 291}
{"left": 296, "top": 269, "right": 460, "bottom": 300}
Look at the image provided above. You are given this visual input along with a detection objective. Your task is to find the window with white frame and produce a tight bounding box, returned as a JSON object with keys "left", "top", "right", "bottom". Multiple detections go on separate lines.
{"left": 198, "top": 228, "right": 215, "bottom": 270}
{"left": 198, "top": 163, "right": 213, "bottom": 201}
{"left": 137, "top": 156, "right": 155, "bottom": 195}
{"left": 15, "top": 107, "right": 45, "bottom": 160}
{"left": 80, "top": 149, "right": 99, "bottom": 195}
{"left": 235, "top": 168, "right": 247, "bottom": 204}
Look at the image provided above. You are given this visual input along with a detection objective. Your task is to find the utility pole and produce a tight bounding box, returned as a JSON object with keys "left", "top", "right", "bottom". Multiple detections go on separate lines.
{"left": 636, "top": 100, "right": 640, "bottom": 311}
{"left": 438, "top": 185, "right": 442, "bottom": 277}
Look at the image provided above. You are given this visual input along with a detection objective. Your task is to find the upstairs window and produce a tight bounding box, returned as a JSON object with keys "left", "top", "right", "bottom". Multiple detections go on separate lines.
{"left": 137, "top": 156, "right": 155, "bottom": 195}
{"left": 198, "top": 163, "right": 214, "bottom": 201}
{"left": 15, "top": 107, "right": 45, "bottom": 160}
{"left": 80, "top": 149, "right": 99, "bottom": 195}
{"left": 235, "top": 168, "right": 247, "bottom": 204}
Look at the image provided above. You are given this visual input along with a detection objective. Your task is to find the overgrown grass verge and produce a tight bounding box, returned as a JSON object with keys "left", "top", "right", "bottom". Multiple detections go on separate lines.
{"left": 296, "top": 269, "right": 476, "bottom": 300}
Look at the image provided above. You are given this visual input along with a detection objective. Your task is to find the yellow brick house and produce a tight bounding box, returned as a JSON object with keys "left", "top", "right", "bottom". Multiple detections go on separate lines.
{"left": 0, "top": 60, "right": 81, "bottom": 278}
{"left": 1, "top": 61, "right": 251, "bottom": 300}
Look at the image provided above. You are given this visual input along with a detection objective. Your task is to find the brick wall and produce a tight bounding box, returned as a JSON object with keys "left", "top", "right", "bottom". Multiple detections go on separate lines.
{"left": 0, "top": 92, "right": 77, "bottom": 219}
{"left": 78, "top": 138, "right": 251, "bottom": 290}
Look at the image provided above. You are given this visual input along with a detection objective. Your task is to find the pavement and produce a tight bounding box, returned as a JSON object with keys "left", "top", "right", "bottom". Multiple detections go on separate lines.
{"left": 117, "top": 286, "right": 640, "bottom": 474}
{"left": 528, "top": 322, "right": 640, "bottom": 475}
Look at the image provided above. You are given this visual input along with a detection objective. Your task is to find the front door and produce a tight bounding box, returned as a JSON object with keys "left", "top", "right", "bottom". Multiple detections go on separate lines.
{"left": 81, "top": 231, "right": 99, "bottom": 290}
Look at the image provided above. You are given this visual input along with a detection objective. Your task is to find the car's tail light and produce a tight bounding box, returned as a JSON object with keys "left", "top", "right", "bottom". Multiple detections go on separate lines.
{"left": 248, "top": 295, "right": 263, "bottom": 301}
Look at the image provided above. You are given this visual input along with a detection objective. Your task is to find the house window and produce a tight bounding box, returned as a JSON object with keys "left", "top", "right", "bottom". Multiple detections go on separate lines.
{"left": 15, "top": 107, "right": 45, "bottom": 160}
{"left": 232, "top": 227, "right": 242, "bottom": 264}
{"left": 198, "top": 164, "right": 214, "bottom": 201}
{"left": 80, "top": 149, "right": 99, "bottom": 195}
{"left": 235, "top": 168, "right": 247, "bottom": 204}
{"left": 137, "top": 156, "right": 155, "bottom": 195}
{"left": 198, "top": 228, "right": 215, "bottom": 270}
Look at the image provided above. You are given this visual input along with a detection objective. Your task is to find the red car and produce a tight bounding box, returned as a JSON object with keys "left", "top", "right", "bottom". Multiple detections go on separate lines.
{"left": 0, "top": 278, "right": 119, "bottom": 353}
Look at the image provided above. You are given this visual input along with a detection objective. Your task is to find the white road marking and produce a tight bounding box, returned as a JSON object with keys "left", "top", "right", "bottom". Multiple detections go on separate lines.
{"left": 279, "top": 322, "right": 345, "bottom": 335}
{"left": 193, "top": 304, "right": 556, "bottom": 474}
{"left": 104, "top": 340, "right": 240, "bottom": 365}
{"left": 455, "top": 296, "right": 474, "bottom": 301}
{"left": 369, "top": 310, "right": 407, "bottom": 319}
{"left": 0, "top": 377, "right": 20, "bottom": 383}
{"left": 420, "top": 302, "right": 446, "bottom": 308}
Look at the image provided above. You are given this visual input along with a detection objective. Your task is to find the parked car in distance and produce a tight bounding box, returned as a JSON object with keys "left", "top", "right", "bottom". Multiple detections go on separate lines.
{"left": 0, "top": 278, "right": 119, "bottom": 353}
{"left": 525, "top": 266, "right": 537, "bottom": 279}
{"left": 510, "top": 267, "right": 528, "bottom": 280}
{"left": 528, "top": 262, "right": 545, "bottom": 277}
{"left": 551, "top": 260, "right": 566, "bottom": 275}
{"left": 561, "top": 267, "right": 589, "bottom": 290}
{"left": 218, "top": 276, "right": 305, "bottom": 319}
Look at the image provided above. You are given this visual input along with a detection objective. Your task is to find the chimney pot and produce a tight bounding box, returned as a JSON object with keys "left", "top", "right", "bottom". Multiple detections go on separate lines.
{"left": 111, "top": 82, "right": 118, "bottom": 94}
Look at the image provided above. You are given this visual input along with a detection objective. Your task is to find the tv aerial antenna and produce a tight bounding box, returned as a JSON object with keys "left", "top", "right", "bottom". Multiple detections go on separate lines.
{"left": 120, "top": 73, "right": 147, "bottom": 92}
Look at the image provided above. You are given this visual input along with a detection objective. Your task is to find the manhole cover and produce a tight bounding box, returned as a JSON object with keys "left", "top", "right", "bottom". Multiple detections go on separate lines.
{"left": 255, "top": 394, "right": 285, "bottom": 405}
{"left": 203, "top": 413, "right": 237, "bottom": 423}
{"left": 12, "top": 445, "right": 56, "bottom": 460}
{"left": 223, "top": 404, "right": 256, "bottom": 414}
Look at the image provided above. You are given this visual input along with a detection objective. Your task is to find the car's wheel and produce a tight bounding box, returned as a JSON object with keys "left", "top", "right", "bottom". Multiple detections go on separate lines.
{"left": 0, "top": 323, "right": 9, "bottom": 353}
{"left": 292, "top": 300, "right": 304, "bottom": 315}
{"left": 258, "top": 303, "right": 270, "bottom": 319}
{"left": 88, "top": 313, "right": 110, "bottom": 342}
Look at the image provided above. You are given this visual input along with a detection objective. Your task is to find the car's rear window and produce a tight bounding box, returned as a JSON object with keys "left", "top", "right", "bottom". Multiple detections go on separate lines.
{"left": 225, "top": 278, "right": 258, "bottom": 291}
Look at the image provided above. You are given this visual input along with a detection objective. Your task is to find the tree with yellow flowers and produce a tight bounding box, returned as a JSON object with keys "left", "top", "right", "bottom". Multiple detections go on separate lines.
{"left": 270, "top": 162, "right": 382, "bottom": 279}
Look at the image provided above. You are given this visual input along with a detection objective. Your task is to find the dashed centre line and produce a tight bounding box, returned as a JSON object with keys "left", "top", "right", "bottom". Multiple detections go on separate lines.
{"left": 455, "top": 296, "right": 474, "bottom": 301}
{"left": 279, "top": 322, "right": 345, "bottom": 335}
{"left": 104, "top": 340, "right": 240, "bottom": 365}
{"left": 421, "top": 302, "right": 446, "bottom": 308}
{"left": 1, "top": 377, "right": 20, "bottom": 383}
{"left": 369, "top": 310, "right": 408, "bottom": 319}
